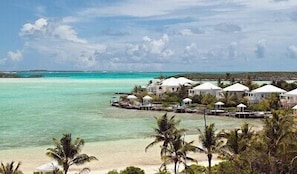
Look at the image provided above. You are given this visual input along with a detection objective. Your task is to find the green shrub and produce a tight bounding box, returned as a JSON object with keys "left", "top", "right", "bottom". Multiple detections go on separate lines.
{"left": 211, "top": 161, "right": 242, "bottom": 174}
{"left": 120, "top": 166, "right": 145, "bottom": 174}
{"left": 180, "top": 164, "right": 206, "bottom": 174}
{"left": 107, "top": 170, "right": 120, "bottom": 174}
{"left": 154, "top": 168, "right": 171, "bottom": 174}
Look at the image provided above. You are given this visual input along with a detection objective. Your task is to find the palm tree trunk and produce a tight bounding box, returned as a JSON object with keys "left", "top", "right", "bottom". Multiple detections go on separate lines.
{"left": 174, "top": 160, "right": 178, "bottom": 174}
{"left": 63, "top": 163, "right": 69, "bottom": 174}
{"left": 207, "top": 153, "right": 212, "bottom": 174}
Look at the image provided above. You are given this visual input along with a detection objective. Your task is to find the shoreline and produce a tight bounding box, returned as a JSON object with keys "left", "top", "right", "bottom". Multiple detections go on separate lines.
{"left": 0, "top": 135, "right": 218, "bottom": 174}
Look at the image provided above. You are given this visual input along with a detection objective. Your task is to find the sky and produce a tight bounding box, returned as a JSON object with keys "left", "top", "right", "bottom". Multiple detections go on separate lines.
{"left": 1, "top": 0, "right": 297, "bottom": 72}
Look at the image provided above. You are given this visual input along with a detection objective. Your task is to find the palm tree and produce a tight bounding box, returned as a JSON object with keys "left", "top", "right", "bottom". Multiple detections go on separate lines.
{"left": 197, "top": 123, "right": 223, "bottom": 173}
{"left": 220, "top": 123, "right": 254, "bottom": 159}
{"left": 262, "top": 111, "right": 294, "bottom": 173}
{"left": 218, "top": 123, "right": 254, "bottom": 173}
{"left": 46, "top": 134, "right": 97, "bottom": 174}
{"left": 146, "top": 113, "right": 188, "bottom": 172}
{"left": 177, "top": 84, "right": 190, "bottom": 102}
{"left": 0, "top": 161, "right": 23, "bottom": 174}
{"left": 219, "top": 91, "right": 238, "bottom": 107}
{"left": 145, "top": 113, "right": 182, "bottom": 156}
{"left": 163, "top": 133, "right": 197, "bottom": 174}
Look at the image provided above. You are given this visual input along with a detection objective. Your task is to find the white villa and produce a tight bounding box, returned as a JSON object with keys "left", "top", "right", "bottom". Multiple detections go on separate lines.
{"left": 223, "top": 83, "right": 249, "bottom": 99}
{"left": 151, "top": 77, "right": 195, "bottom": 96}
{"left": 188, "top": 82, "right": 222, "bottom": 99}
{"left": 247, "top": 84, "right": 287, "bottom": 104}
{"left": 146, "top": 79, "right": 162, "bottom": 94}
{"left": 280, "top": 88, "right": 297, "bottom": 107}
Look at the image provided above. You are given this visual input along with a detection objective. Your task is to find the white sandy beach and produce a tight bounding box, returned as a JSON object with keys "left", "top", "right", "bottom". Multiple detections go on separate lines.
{"left": 0, "top": 135, "right": 219, "bottom": 174}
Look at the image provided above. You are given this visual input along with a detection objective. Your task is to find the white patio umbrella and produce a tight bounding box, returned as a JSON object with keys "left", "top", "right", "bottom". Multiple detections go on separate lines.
{"left": 143, "top": 95, "right": 152, "bottom": 100}
{"left": 183, "top": 98, "right": 192, "bottom": 104}
{"left": 143, "top": 95, "right": 153, "bottom": 105}
{"left": 35, "top": 161, "right": 59, "bottom": 173}
{"left": 215, "top": 101, "right": 224, "bottom": 110}
{"left": 215, "top": 101, "right": 224, "bottom": 106}
{"left": 127, "top": 95, "right": 137, "bottom": 100}
{"left": 237, "top": 103, "right": 247, "bottom": 112}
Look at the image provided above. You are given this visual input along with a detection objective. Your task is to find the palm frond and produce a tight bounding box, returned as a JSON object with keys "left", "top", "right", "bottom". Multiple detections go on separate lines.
{"left": 77, "top": 167, "right": 91, "bottom": 174}
{"left": 71, "top": 154, "right": 97, "bottom": 166}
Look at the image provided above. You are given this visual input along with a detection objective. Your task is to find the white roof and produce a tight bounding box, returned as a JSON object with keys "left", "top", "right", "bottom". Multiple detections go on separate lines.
{"left": 177, "top": 77, "right": 194, "bottom": 84}
{"left": 251, "top": 84, "right": 286, "bottom": 93}
{"left": 284, "top": 88, "right": 297, "bottom": 96}
{"left": 193, "top": 82, "right": 222, "bottom": 90}
{"left": 161, "top": 77, "right": 193, "bottom": 86}
{"left": 223, "top": 83, "right": 249, "bottom": 92}
{"left": 292, "top": 105, "right": 297, "bottom": 109}
{"left": 161, "top": 77, "right": 179, "bottom": 86}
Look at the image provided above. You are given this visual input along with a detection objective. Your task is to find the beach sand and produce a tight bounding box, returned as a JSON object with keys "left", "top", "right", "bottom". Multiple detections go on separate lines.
{"left": 0, "top": 135, "right": 219, "bottom": 174}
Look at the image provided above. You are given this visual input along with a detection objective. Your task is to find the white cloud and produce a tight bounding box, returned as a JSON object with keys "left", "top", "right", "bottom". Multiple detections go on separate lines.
{"left": 126, "top": 34, "right": 174, "bottom": 62}
{"left": 214, "top": 23, "right": 241, "bottom": 33}
{"left": 228, "top": 42, "right": 238, "bottom": 58}
{"left": 145, "top": 34, "right": 170, "bottom": 55}
{"left": 62, "top": 16, "right": 80, "bottom": 23}
{"left": 78, "top": 0, "right": 206, "bottom": 18}
{"left": 36, "top": 5, "right": 46, "bottom": 15}
{"left": 7, "top": 50, "right": 23, "bottom": 62}
{"left": 0, "top": 58, "right": 7, "bottom": 65}
{"left": 287, "top": 45, "right": 297, "bottom": 58}
{"left": 20, "top": 18, "right": 87, "bottom": 44}
{"left": 183, "top": 43, "right": 198, "bottom": 57}
{"left": 5, "top": 0, "right": 297, "bottom": 71}
{"left": 241, "top": 0, "right": 297, "bottom": 10}
{"left": 142, "top": 36, "right": 151, "bottom": 42}
{"left": 182, "top": 43, "right": 199, "bottom": 63}
{"left": 255, "top": 39, "right": 266, "bottom": 58}
{"left": 179, "top": 29, "right": 195, "bottom": 36}
{"left": 17, "top": 17, "right": 108, "bottom": 69}
{"left": 76, "top": 53, "right": 98, "bottom": 68}
{"left": 52, "top": 25, "right": 87, "bottom": 44}
{"left": 20, "top": 18, "right": 48, "bottom": 36}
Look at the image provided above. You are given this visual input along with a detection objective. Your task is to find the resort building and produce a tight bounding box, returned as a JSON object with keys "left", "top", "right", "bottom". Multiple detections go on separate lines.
{"left": 247, "top": 84, "right": 286, "bottom": 104}
{"left": 154, "top": 77, "right": 195, "bottom": 96}
{"left": 280, "top": 88, "right": 297, "bottom": 108}
{"left": 222, "top": 83, "right": 249, "bottom": 99}
{"left": 146, "top": 79, "right": 162, "bottom": 94}
{"left": 188, "top": 82, "right": 222, "bottom": 99}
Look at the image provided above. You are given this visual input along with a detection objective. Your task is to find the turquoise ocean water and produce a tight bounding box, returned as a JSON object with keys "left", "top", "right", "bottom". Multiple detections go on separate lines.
{"left": 0, "top": 72, "right": 261, "bottom": 150}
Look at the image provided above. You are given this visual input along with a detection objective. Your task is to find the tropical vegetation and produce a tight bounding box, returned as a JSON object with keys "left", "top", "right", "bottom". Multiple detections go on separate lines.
{"left": 197, "top": 123, "right": 223, "bottom": 173}
{"left": 46, "top": 133, "right": 97, "bottom": 174}
{"left": 145, "top": 110, "right": 297, "bottom": 174}
{"left": 145, "top": 113, "right": 196, "bottom": 174}
{"left": 0, "top": 162, "right": 23, "bottom": 174}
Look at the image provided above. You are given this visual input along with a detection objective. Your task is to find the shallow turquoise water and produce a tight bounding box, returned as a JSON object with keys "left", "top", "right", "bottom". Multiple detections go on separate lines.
{"left": 0, "top": 72, "right": 261, "bottom": 150}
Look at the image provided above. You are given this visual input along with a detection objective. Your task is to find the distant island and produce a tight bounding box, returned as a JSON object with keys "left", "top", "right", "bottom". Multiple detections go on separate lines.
{"left": 0, "top": 72, "right": 42, "bottom": 78}
{"left": 173, "top": 72, "right": 297, "bottom": 81}
{"left": 0, "top": 72, "right": 21, "bottom": 78}
{"left": 1, "top": 71, "right": 297, "bottom": 81}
